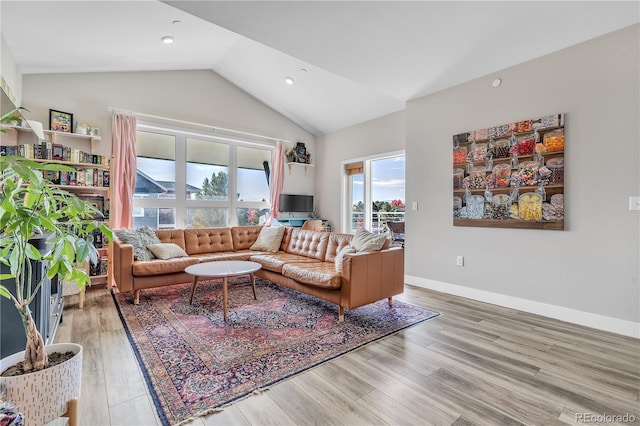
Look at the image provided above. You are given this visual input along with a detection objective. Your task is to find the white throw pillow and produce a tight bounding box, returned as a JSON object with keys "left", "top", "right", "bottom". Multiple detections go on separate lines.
{"left": 350, "top": 228, "right": 388, "bottom": 252}
{"left": 146, "top": 243, "right": 188, "bottom": 260}
{"left": 250, "top": 226, "right": 285, "bottom": 252}
{"left": 334, "top": 246, "right": 356, "bottom": 272}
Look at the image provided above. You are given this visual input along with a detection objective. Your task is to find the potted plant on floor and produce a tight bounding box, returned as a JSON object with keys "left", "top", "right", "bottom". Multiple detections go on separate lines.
{"left": 0, "top": 108, "right": 112, "bottom": 425}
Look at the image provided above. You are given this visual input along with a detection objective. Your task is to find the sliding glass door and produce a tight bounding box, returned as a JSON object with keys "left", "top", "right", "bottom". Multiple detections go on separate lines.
{"left": 343, "top": 151, "right": 405, "bottom": 234}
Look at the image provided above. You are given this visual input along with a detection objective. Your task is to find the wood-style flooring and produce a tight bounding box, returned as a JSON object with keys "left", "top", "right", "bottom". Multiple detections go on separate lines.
{"left": 51, "top": 284, "right": 639, "bottom": 426}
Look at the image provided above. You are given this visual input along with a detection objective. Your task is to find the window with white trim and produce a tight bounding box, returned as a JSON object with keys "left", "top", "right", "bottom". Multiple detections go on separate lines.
{"left": 133, "top": 124, "right": 272, "bottom": 229}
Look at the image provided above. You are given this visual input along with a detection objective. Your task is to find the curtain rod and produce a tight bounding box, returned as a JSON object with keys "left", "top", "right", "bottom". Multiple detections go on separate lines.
{"left": 108, "top": 107, "right": 291, "bottom": 145}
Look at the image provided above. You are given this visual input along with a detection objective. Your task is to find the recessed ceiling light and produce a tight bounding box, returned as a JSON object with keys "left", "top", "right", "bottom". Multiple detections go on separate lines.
{"left": 285, "top": 77, "right": 295, "bottom": 85}
{"left": 492, "top": 78, "right": 502, "bottom": 87}
{"left": 161, "top": 36, "right": 174, "bottom": 44}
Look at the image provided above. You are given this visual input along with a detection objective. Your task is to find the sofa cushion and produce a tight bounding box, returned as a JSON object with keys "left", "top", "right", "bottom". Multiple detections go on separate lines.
{"left": 250, "top": 252, "right": 320, "bottom": 273}
{"left": 231, "top": 225, "right": 263, "bottom": 250}
{"left": 351, "top": 228, "right": 389, "bottom": 252}
{"left": 281, "top": 262, "right": 342, "bottom": 289}
{"left": 132, "top": 257, "right": 199, "bottom": 277}
{"left": 185, "top": 228, "right": 234, "bottom": 255}
{"left": 146, "top": 243, "right": 188, "bottom": 260}
{"left": 114, "top": 228, "right": 160, "bottom": 261}
{"left": 250, "top": 226, "right": 285, "bottom": 252}
{"left": 190, "top": 252, "right": 254, "bottom": 262}
{"left": 155, "top": 229, "right": 187, "bottom": 251}
{"left": 285, "top": 229, "right": 329, "bottom": 260}
{"left": 325, "top": 233, "right": 354, "bottom": 262}
{"left": 280, "top": 227, "right": 294, "bottom": 251}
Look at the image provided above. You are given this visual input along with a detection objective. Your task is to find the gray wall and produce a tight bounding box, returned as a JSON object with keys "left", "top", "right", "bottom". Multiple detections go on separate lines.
{"left": 21, "top": 70, "right": 315, "bottom": 196}
{"left": 319, "top": 25, "right": 640, "bottom": 328}
{"left": 315, "top": 110, "right": 405, "bottom": 225}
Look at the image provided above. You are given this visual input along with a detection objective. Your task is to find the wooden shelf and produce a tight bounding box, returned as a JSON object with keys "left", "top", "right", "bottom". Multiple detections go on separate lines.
{"left": 90, "top": 274, "right": 108, "bottom": 280}
{"left": 454, "top": 184, "right": 564, "bottom": 195}
{"left": 287, "top": 162, "right": 314, "bottom": 175}
{"left": 1, "top": 125, "right": 101, "bottom": 142}
{"left": 454, "top": 218, "right": 563, "bottom": 230}
{"left": 54, "top": 185, "right": 109, "bottom": 192}
{"left": 454, "top": 150, "right": 564, "bottom": 168}
{"left": 454, "top": 125, "right": 564, "bottom": 145}
{"left": 28, "top": 158, "right": 109, "bottom": 170}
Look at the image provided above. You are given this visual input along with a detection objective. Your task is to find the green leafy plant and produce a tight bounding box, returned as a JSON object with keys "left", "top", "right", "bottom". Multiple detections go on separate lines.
{"left": 0, "top": 109, "right": 112, "bottom": 372}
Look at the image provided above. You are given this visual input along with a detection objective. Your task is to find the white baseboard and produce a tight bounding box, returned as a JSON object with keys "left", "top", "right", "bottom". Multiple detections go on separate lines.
{"left": 405, "top": 275, "right": 640, "bottom": 339}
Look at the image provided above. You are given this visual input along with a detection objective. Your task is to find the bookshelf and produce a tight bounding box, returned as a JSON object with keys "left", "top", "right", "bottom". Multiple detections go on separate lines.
{"left": 1, "top": 124, "right": 114, "bottom": 291}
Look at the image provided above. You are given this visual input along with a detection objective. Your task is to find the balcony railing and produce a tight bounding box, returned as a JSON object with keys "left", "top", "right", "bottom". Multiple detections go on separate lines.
{"left": 351, "top": 211, "right": 405, "bottom": 233}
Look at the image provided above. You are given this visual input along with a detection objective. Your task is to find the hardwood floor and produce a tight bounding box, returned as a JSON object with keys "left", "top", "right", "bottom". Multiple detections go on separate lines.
{"left": 52, "top": 284, "right": 639, "bottom": 426}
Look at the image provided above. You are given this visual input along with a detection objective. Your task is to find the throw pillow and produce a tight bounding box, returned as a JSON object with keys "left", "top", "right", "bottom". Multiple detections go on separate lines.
{"left": 114, "top": 228, "right": 159, "bottom": 261}
{"left": 350, "top": 228, "right": 388, "bottom": 252}
{"left": 250, "top": 225, "right": 285, "bottom": 252}
{"left": 334, "top": 246, "right": 356, "bottom": 272}
{"left": 147, "top": 243, "right": 188, "bottom": 260}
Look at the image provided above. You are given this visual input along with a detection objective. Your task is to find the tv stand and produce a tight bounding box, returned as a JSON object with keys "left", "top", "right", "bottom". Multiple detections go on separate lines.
{"left": 276, "top": 217, "right": 331, "bottom": 231}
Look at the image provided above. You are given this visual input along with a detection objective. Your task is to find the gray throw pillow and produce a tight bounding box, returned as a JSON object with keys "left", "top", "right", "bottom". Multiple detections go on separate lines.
{"left": 114, "top": 227, "right": 160, "bottom": 261}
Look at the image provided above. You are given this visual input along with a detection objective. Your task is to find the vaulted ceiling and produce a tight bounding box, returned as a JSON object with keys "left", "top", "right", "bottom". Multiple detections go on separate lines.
{"left": 2, "top": 1, "right": 638, "bottom": 135}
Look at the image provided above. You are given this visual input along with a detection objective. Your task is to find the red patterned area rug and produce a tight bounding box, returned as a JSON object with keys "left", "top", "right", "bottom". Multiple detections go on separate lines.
{"left": 112, "top": 277, "right": 440, "bottom": 425}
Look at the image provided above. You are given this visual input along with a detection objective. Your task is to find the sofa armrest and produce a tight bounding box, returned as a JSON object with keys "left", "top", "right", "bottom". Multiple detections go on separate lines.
{"left": 340, "top": 247, "right": 404, "bottom": 309}
{"left": 113, "top": 239, "right": 134, "bottom": 292}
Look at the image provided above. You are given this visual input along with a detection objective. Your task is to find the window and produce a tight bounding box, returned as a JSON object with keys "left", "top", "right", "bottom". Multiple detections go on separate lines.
{"left": 342, "top": 152, "right": 405, "bottom": 234}
{"left": 133, "top": 124, "right": 273, "bottom": 229}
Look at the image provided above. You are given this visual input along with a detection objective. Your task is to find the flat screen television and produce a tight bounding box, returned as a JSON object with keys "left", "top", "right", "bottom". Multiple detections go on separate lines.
{"left": 278, "top": 194, "right": 314, "bottom": 213}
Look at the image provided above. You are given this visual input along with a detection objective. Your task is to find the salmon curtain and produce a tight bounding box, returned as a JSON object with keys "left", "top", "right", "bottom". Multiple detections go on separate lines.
{"left": 268, "top": 141, "right": 285, "bottom": 224}
{"left": 111, "top": 113, "right": 137, "bottom": 229}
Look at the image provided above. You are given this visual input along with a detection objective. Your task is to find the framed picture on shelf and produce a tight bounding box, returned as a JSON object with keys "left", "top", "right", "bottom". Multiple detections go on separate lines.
{"left": 76, "top": 122, "right": 100, "bottom": 136}
{"left": 77, "top": 195, "right": 104, "bottom": 219}
{"left": 49, "top": 109, "right": 73, "bottom": 133}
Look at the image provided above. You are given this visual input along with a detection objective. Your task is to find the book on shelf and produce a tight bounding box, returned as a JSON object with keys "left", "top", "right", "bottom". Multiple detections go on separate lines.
{"left": 1, "top": 141, "right": 106, "bottom": 165}
{"left": 77, "top": 194, "right": 107, "bottom": 220}
{"left": 59, "top": 171, "right": 69, "bottom": 186}
{"left": 52, "top": 144, "right": 64, "bottom": 160}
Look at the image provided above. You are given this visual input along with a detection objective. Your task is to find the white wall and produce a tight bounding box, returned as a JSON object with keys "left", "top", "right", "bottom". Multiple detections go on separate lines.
{"left": 319, "top": 25, "right": 639, "bottom": 335}
{"left": 1, "top": 35, "right": 22, "bottom": 108}
{"left": 315, "top": 110, "right": 405, "bottom": 228}
{"left": 20, "top": 70, "right": 315, "bottom": 196}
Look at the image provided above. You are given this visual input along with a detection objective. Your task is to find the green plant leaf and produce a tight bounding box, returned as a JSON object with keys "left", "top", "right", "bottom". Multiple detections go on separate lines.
{"left": 25, "top": 243, "right": 42, "bottom": 260}
{"left": 47, "top": 261, "right": 59, "bottom": 279}
{"left": 1, "top": 196, "right": 17, "bottom": 214}
{"left": 0, "top": 285, "right": 12, "bottom": 299}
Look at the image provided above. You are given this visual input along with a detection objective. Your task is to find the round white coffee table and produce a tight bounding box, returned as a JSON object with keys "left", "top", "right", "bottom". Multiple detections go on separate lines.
{"left": 185, "top": 260, "right": 262, "bottom": 321}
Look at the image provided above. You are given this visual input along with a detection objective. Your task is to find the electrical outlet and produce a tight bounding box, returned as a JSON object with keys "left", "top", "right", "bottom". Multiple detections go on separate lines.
{"left": 456, "top": 256, "right": 464, "bottom": 266}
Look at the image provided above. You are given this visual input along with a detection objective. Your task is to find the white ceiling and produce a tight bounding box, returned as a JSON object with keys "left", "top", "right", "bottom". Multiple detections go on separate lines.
{"left": 2, "top": 1, "right": 638, "bottom": 136}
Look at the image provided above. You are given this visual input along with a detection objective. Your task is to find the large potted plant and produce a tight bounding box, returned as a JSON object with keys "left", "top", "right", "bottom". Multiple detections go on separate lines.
{"left": 0, "top": 109, "right": 112, "bottom": 425}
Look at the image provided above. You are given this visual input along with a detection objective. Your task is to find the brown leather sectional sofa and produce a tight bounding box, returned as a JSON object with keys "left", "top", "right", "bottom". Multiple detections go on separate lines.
{"left": 112, "top": 226, "right": 405, "bottom": 321}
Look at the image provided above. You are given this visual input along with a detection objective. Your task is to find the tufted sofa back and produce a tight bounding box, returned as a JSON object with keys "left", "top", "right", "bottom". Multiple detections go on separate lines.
{"left": 184, "top": 228, "right": 234, "bottom": 255}
{"left": 155, "top": 229, "right": 187, "bottom": 251}
{"left": 231, "top": 225, "right": 263, "bottom": 250}
{"left": 285, "top": 229, "right": 329, "bottom": 260}
{"left": 325, "top": 233, "right": 354, "bottom": 262}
